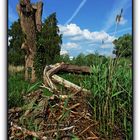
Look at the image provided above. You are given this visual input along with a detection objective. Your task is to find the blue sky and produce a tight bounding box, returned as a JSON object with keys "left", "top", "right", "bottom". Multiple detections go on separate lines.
{"left": 8, "top": 0, "right": 132, "bottom": 57}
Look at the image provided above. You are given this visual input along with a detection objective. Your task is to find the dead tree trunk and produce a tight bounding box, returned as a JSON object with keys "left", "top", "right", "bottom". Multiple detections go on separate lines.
{"left": 17, "top": 0, "right": 43, "bottom": 82}
{"left": 43, "top": 62, "right": 91, "bottom": 94}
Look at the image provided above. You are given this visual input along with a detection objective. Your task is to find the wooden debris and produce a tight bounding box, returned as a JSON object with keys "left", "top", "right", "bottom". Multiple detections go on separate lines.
{"left": 11, "top": 123, "right": 47, "bottom": 140}
{"left": 8, "top": 107, "right": 23, "bottom": 113}
{"left": 79, "top": 124, "right": 94, "bottom": 135}
{"left": 10, "top": 123, "right": 75, "bottom": 140}
{"left": 43, "top": 62, "right": 91, "bottom": 94}
{"left": 68, "top": 103, "right": 80, "bottom": 110}
{"left": 52, "top": 74, "right": 90, "bottom": 93}
{"left": 87, "top": 137, "right": 99, "bottom": 140}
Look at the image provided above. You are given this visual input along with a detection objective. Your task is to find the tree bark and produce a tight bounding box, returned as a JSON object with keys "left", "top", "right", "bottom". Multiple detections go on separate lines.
{"left": 45, "top": 63, "right": 91, "bottom": 74}
{"left": 17, "top": 0, "right": 43, "bottom": 82}
{"left": 43, "top": 63, "right": 91, "bottom": 94}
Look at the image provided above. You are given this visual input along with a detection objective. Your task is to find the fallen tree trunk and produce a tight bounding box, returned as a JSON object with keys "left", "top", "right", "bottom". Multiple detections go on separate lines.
{"left": 46, "top": 63, "right": 91, "bottom": 74}
{"left": 43, "top": 62, "right": 91, "bottom": 94}
{"left": 52, "top": 74, "right": 90, "bottom": 93}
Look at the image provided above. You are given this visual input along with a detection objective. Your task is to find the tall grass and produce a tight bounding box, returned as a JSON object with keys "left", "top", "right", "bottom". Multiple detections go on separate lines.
{"left": 83, "top": 58, "right": 132, "bottom": 139}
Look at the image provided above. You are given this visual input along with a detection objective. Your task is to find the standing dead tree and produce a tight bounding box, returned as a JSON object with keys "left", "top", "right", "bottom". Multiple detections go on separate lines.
{"left": 17, "top": 0, "right": 43, "bottom": 82}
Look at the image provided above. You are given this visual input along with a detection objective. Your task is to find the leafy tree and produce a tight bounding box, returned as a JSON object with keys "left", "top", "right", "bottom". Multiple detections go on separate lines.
{"left": 113, "top": 34, "right": 132, "bottom": 58}
{"left": 8, "top": 19, "right": 25, "bottom": 66}
{"left": 35, "top": 12, "right": 62, "bottom": 78}
{"left": 73, "top": 53, "right": 87, "bottom": 66}
{"left": 84, "top": 54, "right": 94, "bottom": 65}
{"left": 55, "top": 54, "right": 70, "bottom": 63}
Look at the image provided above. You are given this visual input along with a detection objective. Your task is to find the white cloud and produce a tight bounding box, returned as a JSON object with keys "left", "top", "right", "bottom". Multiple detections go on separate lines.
{"left": 69, "top": 56, "right": 74, "bottom": 60}
{"left": 59, "top": 24, "right": 81, "bottom": 36}
{"left": 119, "top": 17, "right": 127, "bottom": 25}
{"left": 8, "top": 36, "right": 12, "bottom": 46}
{"left": 86, "top": 49, "right": 95, "bottom": 54}
{"left": 100, "top": 43, "right": 114, "bottom": 49}
{"left": 59, "top": 23, "right": 115, "bottom": 43}
{"left": 62, "top": 42, "right": 79, "bottom": 50}
{"left": 59, "top": 23, "right": 117, "bottom": 57}
{"left": 60, "top": 50, "right": 68, "bottom": 55}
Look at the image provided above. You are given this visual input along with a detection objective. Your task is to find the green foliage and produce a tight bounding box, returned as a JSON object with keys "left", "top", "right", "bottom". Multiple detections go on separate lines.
{"left": 73, "top": 53, "right": 86, "bottom": 66}
{"left": 67, "top": 53, "right": 107, "bottom": 66}
{"left": 8, "top": 72, "right": 28, "bottom": 108}
{"left": 34, "top": 12, "right": 62, "bottom": 79}
{"left": 113, "top": 34, "right": 132, "bottom": 58}
{"left": 26, "top": 81, "right": 41, "bottom": 93}
{"left": 8, "top": 72, "right": 41, "bottom": 108}
{"left": 8, "top": 19, "right": 25, "bottom": 66}
{"left": 43, "top": 89, "right": 53, "bottom": 96}
{"left": 55, "top": 54, "right": 71, "bottom": 63}
{"left": 87, "top": 58, "right": 132, "bottom": 139}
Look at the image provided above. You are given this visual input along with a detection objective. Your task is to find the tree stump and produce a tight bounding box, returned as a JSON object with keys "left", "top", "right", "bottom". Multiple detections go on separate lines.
{"left": 17, "top": 0, "right": 43, "bottom": 82}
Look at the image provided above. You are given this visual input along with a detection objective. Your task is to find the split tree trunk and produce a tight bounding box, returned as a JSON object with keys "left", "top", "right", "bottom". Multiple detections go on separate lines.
{"left": 45, "top": 64, "right": 91, "bottom": 74}
{"left": 43, "top": 62, "right": 91, "bottom": 94}
{"left": 17, "top": 0, "right": 43, "bottom": 82}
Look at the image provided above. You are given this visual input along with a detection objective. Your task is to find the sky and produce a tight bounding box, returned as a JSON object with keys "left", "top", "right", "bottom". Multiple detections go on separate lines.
{"left": 8, "top": 0, "right": 132, "bottom": 57}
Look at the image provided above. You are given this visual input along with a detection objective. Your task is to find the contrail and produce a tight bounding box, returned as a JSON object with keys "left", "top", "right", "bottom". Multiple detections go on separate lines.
{"left": 65, "top": 0, "right": 87, "bottom": 25}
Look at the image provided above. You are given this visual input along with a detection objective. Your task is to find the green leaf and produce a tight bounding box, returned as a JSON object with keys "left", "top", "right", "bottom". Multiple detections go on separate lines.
{"left": 43, "top": 89, "right": 53, "bottom": 96}
{"left": 72, "top": 138, "right": 80, "bottom": 140}
{"left": 26, "top": 82, "right": 41, "bottom": 93}
{"left": 112, "top": 91, "right": 124, "bottom": 97}
{"left": 71, "top": 135, "right": 80, "bottom": 140}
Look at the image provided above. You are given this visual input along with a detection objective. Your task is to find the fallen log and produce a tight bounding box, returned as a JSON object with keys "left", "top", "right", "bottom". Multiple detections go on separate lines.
{"left": 43, "top": 62, "right": 91, "bottom": 94}
{"left": 45, "top": 63, "right": 91, "bottom": 74}
{"left": 62, "top": 64, "right": 91, "bottom": 73}
{"left": 52, "top": 74, "right": 90, "bottom": 93}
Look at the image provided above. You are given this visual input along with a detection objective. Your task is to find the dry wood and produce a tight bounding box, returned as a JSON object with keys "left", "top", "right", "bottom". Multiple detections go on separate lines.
{"left": 79, "top": 124, "right": 94, "bottom": 135}
{"left": 87, "top": 137, "right": 99, "bottom": 140}
{"left": 11, "top": 123, "right": 47, "bottom": 140}
{"left": 52, "top": 74, "right": 90, "bottom": 93}
{"left": 59, "top": 105, "right": 79, "bottom": 115}
{"left": 8, "top": 107, "right": 23, "bottom": 113}
{"left": 69, "top": 103, "right": 80, "bottom": 110}
{"left": 59, "top": 103, "right": 80, "bottom": 112}
{"left": 43, "top": 63, "right": 63, "bottom": 91}
{"left": 61, "top": 64, "right": 91, "bottom": 73}
{"left": 43, "top": 62, "right": 91, "bottom": 94}
{"left": 46, "top": 63, "right": 91, "bottom": 74}
{"left": 11, "top": 123, "right": 75, "bottom": 139}
{"left": 46, "top": 125, "right": 75, "bottom": 133}
{"left": 89, "top": 131, "right": 99, "bottom": 139}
